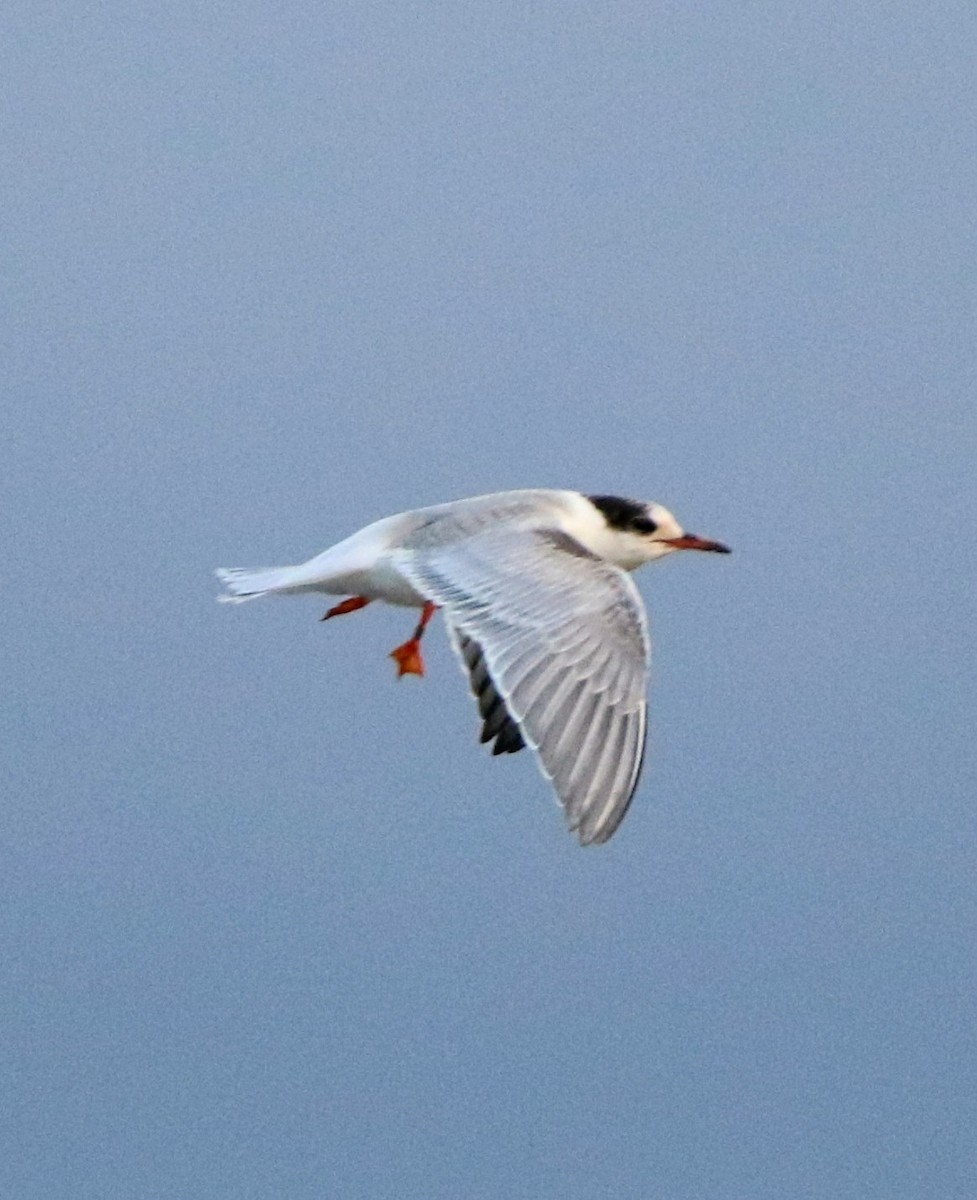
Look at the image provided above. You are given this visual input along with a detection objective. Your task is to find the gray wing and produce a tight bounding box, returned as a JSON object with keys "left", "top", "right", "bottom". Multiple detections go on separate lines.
{"left": 394, "top": 526, "right": 650, "bottom": 845}
{"left": 456, "top": 632, "right": 527, "bottom": 755}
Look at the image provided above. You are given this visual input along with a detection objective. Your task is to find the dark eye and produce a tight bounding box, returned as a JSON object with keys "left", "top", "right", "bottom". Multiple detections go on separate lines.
{"left": 631, "top": 516, "right": 658, "bottom": 534}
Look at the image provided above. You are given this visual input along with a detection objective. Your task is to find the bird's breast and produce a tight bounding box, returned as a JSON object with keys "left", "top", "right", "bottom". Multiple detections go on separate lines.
{"left": 362, "top": 557, "right": 430, "bottom": 608}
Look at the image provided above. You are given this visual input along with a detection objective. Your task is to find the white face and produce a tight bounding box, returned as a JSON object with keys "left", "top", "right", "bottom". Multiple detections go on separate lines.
{"left": 585, "top": 500, "right": 686, "bottom": 569}
{"left": 630, "top": 502, "right": 686, "bottom": 564}
{"left": 579, "top": 494, "right": 730, "bottom": 568}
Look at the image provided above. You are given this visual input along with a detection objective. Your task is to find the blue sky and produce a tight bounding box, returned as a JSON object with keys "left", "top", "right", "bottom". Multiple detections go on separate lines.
{"left": 3, "top": 3, "right": 976, "bottom": 1196}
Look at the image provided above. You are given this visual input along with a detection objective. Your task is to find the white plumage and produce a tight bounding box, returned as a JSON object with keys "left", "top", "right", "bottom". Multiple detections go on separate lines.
{"left": 216, "top": 489, "right": 729, "bottom": 845}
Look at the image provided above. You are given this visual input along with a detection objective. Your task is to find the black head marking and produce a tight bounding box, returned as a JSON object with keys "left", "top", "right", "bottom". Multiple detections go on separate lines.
{"left": 586, "top": 494, "right": 658, "bottom": 535}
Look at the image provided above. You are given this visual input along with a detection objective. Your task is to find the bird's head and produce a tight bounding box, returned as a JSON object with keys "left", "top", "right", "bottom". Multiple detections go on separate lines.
{"left": 585, "top": 495, "right": 731, "bottom": 569}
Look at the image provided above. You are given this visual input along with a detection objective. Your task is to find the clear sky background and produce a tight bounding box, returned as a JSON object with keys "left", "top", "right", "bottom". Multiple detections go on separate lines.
{"left": 3, "top": 3, "right": 975, "bottom": 1197}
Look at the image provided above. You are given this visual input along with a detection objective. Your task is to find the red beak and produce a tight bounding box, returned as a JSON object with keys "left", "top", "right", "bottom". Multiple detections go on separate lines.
{"left": 661, "top": 533, "right": 731, "bottom": 554}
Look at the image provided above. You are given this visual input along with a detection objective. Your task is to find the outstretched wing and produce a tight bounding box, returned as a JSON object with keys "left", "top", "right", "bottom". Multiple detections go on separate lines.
{"left": 394, "top": 526, "right": 650, "bottom": 844}
{"left": 455, "top": 631, "right": 527, "bottom": 755}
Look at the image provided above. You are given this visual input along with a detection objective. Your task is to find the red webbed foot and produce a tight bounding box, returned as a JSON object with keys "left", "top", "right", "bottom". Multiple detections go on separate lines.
{"left": 321, "top": 596, "right": 371, "bottom": 621}
{"left": 390, "top": 639, "right": 426, "bottom": 677}
{"left": 388, "top": 601, "right": 439, "bottom": 679}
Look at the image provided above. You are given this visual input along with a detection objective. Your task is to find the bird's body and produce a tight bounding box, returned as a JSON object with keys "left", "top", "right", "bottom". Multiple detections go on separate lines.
{"left": 218, "top": 490, "right": 645, "bottom": 606}
{"left": 216, "top": 489, "right": 729, "bottom": 845}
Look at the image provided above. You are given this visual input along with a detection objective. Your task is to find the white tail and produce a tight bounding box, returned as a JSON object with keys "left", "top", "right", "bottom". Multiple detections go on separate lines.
{"left": 214, "top": 566, "right": 295, "bottom": 602}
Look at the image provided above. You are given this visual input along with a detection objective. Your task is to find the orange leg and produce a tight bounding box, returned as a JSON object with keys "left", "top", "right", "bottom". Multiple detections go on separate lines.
{"left": 389, "top": 602, "right": 439, "bottom": 678}
{"left": 320, "top": 595, "right": 371, "bottom": 621}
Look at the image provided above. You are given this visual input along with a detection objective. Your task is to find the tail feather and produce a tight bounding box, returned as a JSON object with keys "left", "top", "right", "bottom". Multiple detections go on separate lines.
{"left": 215, "top": 566, "right": 295, "bottom": 602}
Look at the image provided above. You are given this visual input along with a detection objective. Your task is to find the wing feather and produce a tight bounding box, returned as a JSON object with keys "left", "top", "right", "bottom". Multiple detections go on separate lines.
{"left": 456, "top": 631, "right": 525, "bottom": 755}
{"left": 395, "top": 525, "right": 650, "bottom": 844}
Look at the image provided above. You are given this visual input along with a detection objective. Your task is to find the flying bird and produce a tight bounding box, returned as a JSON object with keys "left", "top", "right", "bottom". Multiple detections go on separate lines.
{"left": 216, "top": 490, "right": 730, "bottom": 845}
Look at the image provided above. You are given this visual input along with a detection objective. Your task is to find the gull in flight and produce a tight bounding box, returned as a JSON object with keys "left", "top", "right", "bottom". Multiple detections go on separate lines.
{"left": 216, "top": 489, "right": 730, "bottom": 845}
